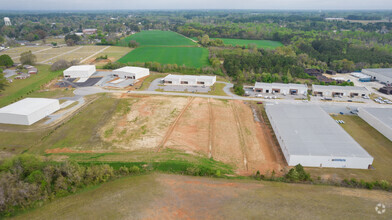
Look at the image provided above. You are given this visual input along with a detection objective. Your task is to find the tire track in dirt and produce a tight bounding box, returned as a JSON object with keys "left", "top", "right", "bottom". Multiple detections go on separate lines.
{"left": 230, "top": 101, "right": 249, "bottom": 172}
{"left": 156, "top": 97, "right": 195, "bottom": 152}
{"left": 208, "top": 98, "right": 214, "bottom": 158}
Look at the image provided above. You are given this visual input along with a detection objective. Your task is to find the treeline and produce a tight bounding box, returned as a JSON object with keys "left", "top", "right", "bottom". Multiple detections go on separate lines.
{"left": 0, "top": 155, "right": 139, "bottom": 216}
{"left": 254, "top": 164, "right": 392, "bottom": 192}
{"left": 222, "top": 50, "right": 306, "bottom": 83}
{"left": 297, "top": 39, "right": 392, "bottom": 71}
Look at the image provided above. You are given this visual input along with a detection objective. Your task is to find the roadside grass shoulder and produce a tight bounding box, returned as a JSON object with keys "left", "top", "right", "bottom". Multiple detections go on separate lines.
{"left": 138, "top": 73, "right": 168, "bottom": 90}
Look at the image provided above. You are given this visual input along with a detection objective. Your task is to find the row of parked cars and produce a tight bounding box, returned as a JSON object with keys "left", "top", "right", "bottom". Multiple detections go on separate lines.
{"left": 374, "top": 97, "right": 392, "bottom": 104}
{"left": 335, "top": 120, "right": 345, "bottom": 124}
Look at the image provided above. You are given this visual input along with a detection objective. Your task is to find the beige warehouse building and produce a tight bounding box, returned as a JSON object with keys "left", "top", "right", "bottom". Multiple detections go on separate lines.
{"left": 312, "top": 85, "right": 370, "bottom": 98}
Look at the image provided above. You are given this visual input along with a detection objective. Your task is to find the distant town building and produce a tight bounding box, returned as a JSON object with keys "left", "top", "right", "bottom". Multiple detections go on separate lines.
{"left": 83, "top": 29, "right": 97, "bottom": 35}
{"left": 253, "top": 82, "right": 308, "bottom": 95}
{"left": 325, "top": 17, "right": 345, "bottom": 21}
{"left": 4, "top": 17, "right": 11, "bottom": 26}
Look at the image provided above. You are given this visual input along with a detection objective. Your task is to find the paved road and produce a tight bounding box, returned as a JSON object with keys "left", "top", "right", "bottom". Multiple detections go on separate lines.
{"left": 72, "top": 84, "right": 392, "bottom": 111}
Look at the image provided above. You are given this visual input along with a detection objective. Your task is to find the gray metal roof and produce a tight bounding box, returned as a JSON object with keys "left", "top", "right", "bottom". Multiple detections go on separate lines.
{"left": 312, "top": 84, "right": 368, "bottom": 92}
{"left": 362, "top": 68, "right": 392, "bottom": 78}
{"left": 164, "top": 74, "right": 216, "bottom": 81}
{"left": 359, "top": 107, "right": 392, "bottom": 129}
{"left": 254, "top": 82, "right": 307, "bottom": 89}
{"left": 266, "top": 104, "right": 373, "bottom": 158}
{"left": 0, "top": 98, "right": 59, "bottom": 115}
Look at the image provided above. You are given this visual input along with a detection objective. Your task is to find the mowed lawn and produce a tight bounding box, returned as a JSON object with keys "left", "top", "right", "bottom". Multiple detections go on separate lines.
{"left": 306, "top": 115, "right": 392, "bottom": 182}
{"left": 0, "top": 65, "right": 63, "bottom": 107}
{"left": 213, "top": 38, "right": 283, "bottom": 49}
{"left": 15, "top": 174, "right": 392, "bottom": 219}
{"left": 117, "top": 30, "right": 196, "bottom": 47}
{"left": 117, "top": 47, "right": 209, "bottom": 68}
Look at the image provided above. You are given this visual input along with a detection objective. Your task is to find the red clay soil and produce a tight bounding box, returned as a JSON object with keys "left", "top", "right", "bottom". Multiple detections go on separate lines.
{"left": 164, "top": 98, "right": 285, "bottom": 176}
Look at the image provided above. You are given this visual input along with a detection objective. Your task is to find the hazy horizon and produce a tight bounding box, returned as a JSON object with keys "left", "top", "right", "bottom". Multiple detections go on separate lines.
{"left": 1, "top": 0, "right": 392, "bottom": 11}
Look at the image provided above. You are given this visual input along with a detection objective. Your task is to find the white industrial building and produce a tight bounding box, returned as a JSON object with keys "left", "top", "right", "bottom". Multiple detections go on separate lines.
{"left": 358, "top": 107, "right": 392, "bottom": 142}
{"left": 163, "top": 74, "right": 216, "bottom": 86}
{"left": 362, "top": 68, "right": 392, "bottom": 85}
{"left": 0, "top": 98, "right": 60, "bottom": 125}
{"left": 63, "top": 65, "right": 96, "bottom": 78}
{"left": 312, "top": 85, "right": 370, "bottom": 98}
{"left": 253, "top": 82, "right": 308, "bottom": 95}
{"left": 266, "top": 104, "right": 373, "bottom": 169}
{"left": 4, "top": 17, "right": 11, "bottom": 26}
{"left": 113, "top": 67, "right": 150, "bottom": 80}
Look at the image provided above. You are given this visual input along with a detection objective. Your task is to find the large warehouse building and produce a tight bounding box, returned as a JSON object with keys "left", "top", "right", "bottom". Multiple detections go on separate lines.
{"left": 312, "top": 85, "right": 370, "bottom": 98}
{"left": 266, "top": 104, "right": 373, "bottom": 169}
{"left": 113, "top": 66, "right": 150, "bottom": 80}
{"left": 63, "top": 65, "right": 96, "bottom": 78}
{"left": 253, "top": 82, "right": 308, "bottom": 95}
{"left": 163, "top": 74, "right": 216, "bottom": 86}
{"left": 362, "top": 68, "right": 392, "bottom": 85}
{"left": 358, "top": 107, "right": 392, "bottom": 142}
{"left": 0, "top": 98, "right": 60, "bottom": 125}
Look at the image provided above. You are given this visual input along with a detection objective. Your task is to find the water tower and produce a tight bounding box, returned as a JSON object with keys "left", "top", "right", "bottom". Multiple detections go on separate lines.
{"left": 4, "top": 17, "right": 11, "bottom": 26}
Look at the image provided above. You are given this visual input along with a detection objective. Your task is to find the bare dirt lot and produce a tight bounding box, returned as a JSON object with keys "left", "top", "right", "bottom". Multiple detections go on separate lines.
{"left": 101, "top": 96, "right": 285, "bottom": 175}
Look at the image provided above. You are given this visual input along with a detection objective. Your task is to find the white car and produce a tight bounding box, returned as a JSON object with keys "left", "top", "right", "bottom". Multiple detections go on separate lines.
{"left": 255, "top": 94, "right": 263, "bottom": 98}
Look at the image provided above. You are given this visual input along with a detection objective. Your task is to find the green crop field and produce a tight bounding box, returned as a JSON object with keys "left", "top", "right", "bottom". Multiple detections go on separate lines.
{"left": 117, "top": 47, "right": 209, "bottom": 68}
{"left": 116, "top": 30, "right": 208, "bottom": 68}
{"left": 213, "top": 38, "right": 283, "bottom": 49}
{"left": 117, "top": 30, "right": 196, "bottom": 47}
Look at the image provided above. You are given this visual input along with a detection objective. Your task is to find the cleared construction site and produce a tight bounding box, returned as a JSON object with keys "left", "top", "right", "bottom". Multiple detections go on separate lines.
{"left": 100, "top": 95, "right": 285, "bottom": 175}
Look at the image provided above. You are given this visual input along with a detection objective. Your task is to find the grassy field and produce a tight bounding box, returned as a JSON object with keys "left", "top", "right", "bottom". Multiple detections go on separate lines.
{"left": 306, "top": 115, "right": 392, "bottom": 182}
{"left": 0, "top": 65, "right": 63, "bottom": 107}
{"left": 116, "top": 30, "right": 209, "bottom": 68}
{"left": 213, "top": 38, "right": 283, "bottom": 49}
{"left": 117, "top": 30, "right": 196, "bottom": 47}
{"left": 117, "top": 46, "right": 209, "bottom": 68}
{"left": 14, "top": 174, "right": 392, "bottom": 219}
{"left": 138, "top": 73, "right": 168, "bottom": 90}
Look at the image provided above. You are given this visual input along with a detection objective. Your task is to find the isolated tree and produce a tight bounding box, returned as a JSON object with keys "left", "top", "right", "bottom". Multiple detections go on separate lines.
{"left": 128, "top": 40, "right": 139, "bottom": 48}
{"left": 0, "top": 55, "right": 14, "bottom": 67}
{"left": 0, "top": 69, "right": 8, "bottom": 92}
{"left": 66, "top": 39, "right": 75, "bottom": 46}
{"left": 20, "top": 51, "right": 37, "bottom": 65}
{"left": 201, "top": 34, "right": 210, "bottom": 46}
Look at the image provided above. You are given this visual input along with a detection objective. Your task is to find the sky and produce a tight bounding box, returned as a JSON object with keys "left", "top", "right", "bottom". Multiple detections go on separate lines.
{"left": 2, "top": 0, "right": 392, "bottom": 10}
